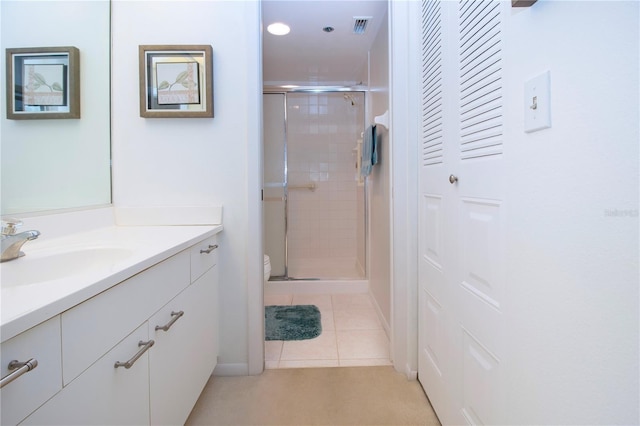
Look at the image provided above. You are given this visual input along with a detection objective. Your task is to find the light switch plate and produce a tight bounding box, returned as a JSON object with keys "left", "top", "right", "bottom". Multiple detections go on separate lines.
{"left": 524, "top": 70, "right": 551, "bottom": 133}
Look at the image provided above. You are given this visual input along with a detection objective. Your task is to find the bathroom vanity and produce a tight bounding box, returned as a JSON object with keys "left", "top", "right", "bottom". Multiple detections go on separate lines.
{"left": 0, "top": 216, "right": 222, "bottom": 425}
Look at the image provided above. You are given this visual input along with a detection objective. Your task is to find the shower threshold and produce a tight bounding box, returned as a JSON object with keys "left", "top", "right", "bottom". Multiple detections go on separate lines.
{"left": 266, "top": 278, "right": 369, "bottom": 295}
{"left": 270, "top": 276, "right": 321, "bottom": 281}
{"left": 269, "top": 275, "right": 367, "bottom": 281}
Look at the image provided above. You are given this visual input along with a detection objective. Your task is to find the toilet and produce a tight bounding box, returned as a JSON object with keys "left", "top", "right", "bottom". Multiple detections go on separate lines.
{"left": 263, "top": 255, "right": 271, "bottom": 284}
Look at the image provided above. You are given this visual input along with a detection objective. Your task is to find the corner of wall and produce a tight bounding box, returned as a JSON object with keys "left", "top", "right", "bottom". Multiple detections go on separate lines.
{"left": 213, "top": 362, "right": 250, "bottom": 377}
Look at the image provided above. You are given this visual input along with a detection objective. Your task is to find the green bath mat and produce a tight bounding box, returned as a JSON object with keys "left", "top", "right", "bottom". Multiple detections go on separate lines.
{"left": 265, "top": 305, "right": 322, "bottom": 341}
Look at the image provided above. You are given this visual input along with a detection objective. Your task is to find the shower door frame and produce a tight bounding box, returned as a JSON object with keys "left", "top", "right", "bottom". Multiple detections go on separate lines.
{"left": 263, "top": 87, "right": 368, "bottom": 281}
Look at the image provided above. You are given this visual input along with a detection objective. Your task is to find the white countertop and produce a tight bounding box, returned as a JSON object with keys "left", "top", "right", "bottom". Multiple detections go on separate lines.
{"left": 1, "top": 224, "right": 222, "bottom": 342}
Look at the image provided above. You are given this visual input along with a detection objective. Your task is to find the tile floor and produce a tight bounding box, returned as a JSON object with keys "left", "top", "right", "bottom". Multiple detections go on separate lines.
{"left": 264, "top": 293, "right": 391, "bottom": 369}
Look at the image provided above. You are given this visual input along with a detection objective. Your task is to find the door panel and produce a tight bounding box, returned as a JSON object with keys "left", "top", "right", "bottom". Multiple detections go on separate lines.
{"left": 461, "top": 329, "right": 501, "bottom": 425}
{"left": 423, "top": 195, "right": 444, "bottom": 270}
{"left": 460, "top": 197, "right": 503, "bottom": 310}
{"left": 423, "top": 292, "right": 444, "bottom": 377}
{"left": 418, "top": 287, "right": 446, "bottom": 417}
{"left": 420, "top": 193, "right": 445, "bottom": 374}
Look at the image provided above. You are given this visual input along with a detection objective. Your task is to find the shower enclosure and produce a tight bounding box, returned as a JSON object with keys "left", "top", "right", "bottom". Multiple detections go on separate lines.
{"left": 263, "top": 91, "right": 366, "bottom": 280}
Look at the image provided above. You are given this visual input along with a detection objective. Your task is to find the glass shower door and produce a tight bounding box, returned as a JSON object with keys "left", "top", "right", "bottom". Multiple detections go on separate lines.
{"left": 263, "top": 93, "right": 286, "bottom": 278}
{"left": 263, "top": 91, "right": 366, "bottom": 280}
{"left": 285, "top": 92, "right": 365, "bottom": 279}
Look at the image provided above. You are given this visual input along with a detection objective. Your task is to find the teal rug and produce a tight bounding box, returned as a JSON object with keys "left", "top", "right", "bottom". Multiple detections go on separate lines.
{"left": 265, "top": 305, "right": 322, "bottom": 341}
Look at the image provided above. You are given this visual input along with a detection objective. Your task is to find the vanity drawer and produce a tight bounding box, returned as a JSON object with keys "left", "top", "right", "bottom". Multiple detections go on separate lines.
{"left": 61, "top": 250, "right": 190, "bottom": 385}
{"left": 0, "top": 316, "right": 62, "bottom": 426}
{"left": 190, "top": 235, "right": 218, "bottom": 281}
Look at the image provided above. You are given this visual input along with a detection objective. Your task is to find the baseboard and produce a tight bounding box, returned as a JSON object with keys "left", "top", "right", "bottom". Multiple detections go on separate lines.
{"left": 213, "top": 362, "right": 249, "bottom": 376}
{"left": 405, "top": 364, "right": 418, "bottom": 381}
{"left": 369, "top": 290, "right": 391, "bottom": 338}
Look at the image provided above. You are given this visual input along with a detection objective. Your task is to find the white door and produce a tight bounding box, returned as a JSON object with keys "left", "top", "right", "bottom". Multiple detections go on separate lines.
{"left": 418, "top": 1, "right": 507, "bottom": 424}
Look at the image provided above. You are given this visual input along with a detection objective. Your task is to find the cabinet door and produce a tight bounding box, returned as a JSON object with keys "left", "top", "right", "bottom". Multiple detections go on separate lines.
{"left": 22, "top": 323, "right": 151, "bottom": 426}
{"left": 0, "top": 317, "right": 62, "bottom": 426}
{"left": 149, "top": 265, "right": 218, "bottom": 425}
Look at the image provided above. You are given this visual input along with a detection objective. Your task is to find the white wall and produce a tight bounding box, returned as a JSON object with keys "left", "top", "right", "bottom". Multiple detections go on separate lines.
{"left": 501, "top": 1, "right": 639, "bottom": 423}
{"left": 389, "top": 0, "right": 420, "bottom": 378}
{"left": 367, "top": 7, "right": 391, "bottom": 329}
{"left": 111, "top": 0, "right": 263, "bottom": 374}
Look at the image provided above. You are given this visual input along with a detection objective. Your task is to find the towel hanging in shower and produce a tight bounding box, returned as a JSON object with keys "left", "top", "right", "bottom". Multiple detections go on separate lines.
{"left": 361, "top": 124, "right": 376, "bottom": 177}
{"left": 371, "top": 125, "right": 379, "bottom": 166}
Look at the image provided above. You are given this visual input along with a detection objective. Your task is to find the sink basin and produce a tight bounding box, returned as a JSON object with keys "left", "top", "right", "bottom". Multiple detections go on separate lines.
{"left": 0, "top": 246, "right": 134, "bottom": 288}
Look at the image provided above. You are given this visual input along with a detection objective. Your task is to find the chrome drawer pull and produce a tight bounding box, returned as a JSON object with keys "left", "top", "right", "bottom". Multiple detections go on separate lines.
{"left": 114, "top": 340, "right": 154, "bottom": 369}
{"left": 155, "top": 310, "right": 184, "bottom": 332}
{"left": 0, "top": 358, "right": 38, "bottom": 388}
{"left": 200, "top": 244, "right": 218, "bottom": 254}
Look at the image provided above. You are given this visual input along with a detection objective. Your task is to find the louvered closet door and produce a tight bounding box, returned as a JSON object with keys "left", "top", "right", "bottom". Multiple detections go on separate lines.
{"left": 418, "top": 1, "right": 507, "bottom": 424}
{"left": 417, "top": 0, "right": 456, "bottom": 421}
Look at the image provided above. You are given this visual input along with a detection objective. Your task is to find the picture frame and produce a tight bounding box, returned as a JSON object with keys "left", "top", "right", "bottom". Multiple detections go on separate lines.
{"left": 5, "top": 46, "right": 80, "bottom": 120}
{"left": 139, "top": 45, "right": 213, "bottom": 118}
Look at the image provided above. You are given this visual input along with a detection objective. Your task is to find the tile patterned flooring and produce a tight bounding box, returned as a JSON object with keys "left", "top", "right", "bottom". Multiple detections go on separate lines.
{"left": 264, "top": 293, "right": 391, "bottom": 369}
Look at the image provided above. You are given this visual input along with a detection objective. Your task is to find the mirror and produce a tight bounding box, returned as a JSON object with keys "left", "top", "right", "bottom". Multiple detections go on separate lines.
{"left": 1, "top": 0, "right": 111, "bottom": 216}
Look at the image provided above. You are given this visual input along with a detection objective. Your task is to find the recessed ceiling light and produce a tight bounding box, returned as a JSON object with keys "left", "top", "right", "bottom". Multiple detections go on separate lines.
{"left": 267, "top": 22, "right": 290, "bottom": 36}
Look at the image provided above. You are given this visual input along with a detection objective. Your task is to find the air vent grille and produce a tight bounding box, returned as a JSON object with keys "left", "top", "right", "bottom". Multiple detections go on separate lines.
{"left": 352, "top": 16, "right": 372, "bottom": 34}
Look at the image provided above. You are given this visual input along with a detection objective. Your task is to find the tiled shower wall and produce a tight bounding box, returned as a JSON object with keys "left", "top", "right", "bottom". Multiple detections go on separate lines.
{"left": 286, "top": 92, "right": 365, "bottom": 277}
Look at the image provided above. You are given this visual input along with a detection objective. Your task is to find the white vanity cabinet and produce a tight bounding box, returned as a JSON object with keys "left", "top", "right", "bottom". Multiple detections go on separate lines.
{"left": 11, "top": 233, "right": 220, "bottom": 426}
{"left": 0, "top": 317, "right": 62, "bottom": 426}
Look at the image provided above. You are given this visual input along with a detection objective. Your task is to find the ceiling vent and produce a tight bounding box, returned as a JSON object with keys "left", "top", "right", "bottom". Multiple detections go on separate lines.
{"left": 352, "top": 16, "right": 372, "bottom": 35}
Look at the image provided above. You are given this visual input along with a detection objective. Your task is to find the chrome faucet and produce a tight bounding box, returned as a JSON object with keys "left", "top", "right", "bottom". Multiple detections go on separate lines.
{"left": 1, "top": 219, "right": 40, "bottom": 262}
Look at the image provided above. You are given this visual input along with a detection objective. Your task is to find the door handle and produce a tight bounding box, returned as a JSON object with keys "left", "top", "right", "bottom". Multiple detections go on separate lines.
{"left": 449, "top": 174, "right": 458, "bottom": 184}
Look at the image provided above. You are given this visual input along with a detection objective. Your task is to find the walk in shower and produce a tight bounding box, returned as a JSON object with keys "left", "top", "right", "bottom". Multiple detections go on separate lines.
{"left": 263, "top": 91, "right": 366, "bottom": 280}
